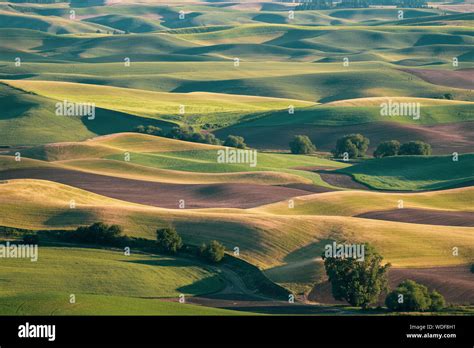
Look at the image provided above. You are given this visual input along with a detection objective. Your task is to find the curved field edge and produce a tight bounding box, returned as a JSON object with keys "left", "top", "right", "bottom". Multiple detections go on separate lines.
{"left": 337, "top": 154, "right": 474, "bottom": 191}
{"left": 253, "top": 186, "right": 474, "bottom": 216}
{"left": 0, "top": 180, "right": 472, "bottom": 272}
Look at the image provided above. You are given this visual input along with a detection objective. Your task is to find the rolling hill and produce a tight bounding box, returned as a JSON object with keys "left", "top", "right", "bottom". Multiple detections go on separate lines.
{"left": 0, "top": 0, "right": 472, "bottom": 316}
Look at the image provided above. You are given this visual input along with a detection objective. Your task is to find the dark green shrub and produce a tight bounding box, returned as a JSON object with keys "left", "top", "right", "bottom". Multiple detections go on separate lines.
{"left": 289, "top": 135, "right": 316, "bottom": 154}
{"left": 224, "top": 135, "right": 246, "bottom": 149}
{"left": 373, "top": 140, "right": 400, "bottom": 158}
{"left": 334, "top": 134, "right": 370, "bottom": 159}
{"left": 199, "top": 240, "right": 225, "bottom": 263}
{"left": 156, "top": 227, "right": 183, "bottom": 254}
{"left": 71, "top": 222, "right": 123, "bottom": 245}
{"left": 399, "top": 141, "right": 432, "bottom": 156}
{"left": 385, "top": 279, "right": 445, "bottom": 312}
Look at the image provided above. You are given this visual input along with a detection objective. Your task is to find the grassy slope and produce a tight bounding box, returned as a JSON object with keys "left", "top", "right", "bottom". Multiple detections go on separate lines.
{"left": 1, "top": 60, "right": 471, "bottom": 102}
{"left": 339, "top": 154, "right": 474, "bottom": 191}
{"left": 9, "top": 133, "right": 347, "bottom": 186}
{"left": 254, "top": 187, "right": 474, "bottom": 216}
{"left": 0, "top": 247, "right": 223, "bottom": 298}
{"left": 0, "top": 153, "right": 314, "bottom": 186}
{"left": 0, "top": 83, "right": 173, "bottom": 146}
{"left": 2, "top": 79, "right": 314, "bottom": 125}
{"left": 0, "top": 246, "right": 246, "bottom": 315}
{"left": 0, "top": 10, "right": 112, "bottom": 34}
{"left": 230, "top": 98, "right": 474, "bottom": 127}
{"left": 83, "top": 14, "right": 164, "bottom": 33}
{"left": 0, "top": 293, "right": 244, "bottom": 316}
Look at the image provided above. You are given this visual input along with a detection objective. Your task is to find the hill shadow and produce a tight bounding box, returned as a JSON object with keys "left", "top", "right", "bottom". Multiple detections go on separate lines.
{"left": 81, "top": 107, "right": 176, "bottom": 135}
{"left": 43, "top": 209, "right": 97, "bottom": 228}
{"left": 177, "top": 275, "right": 224, "bottom": 295}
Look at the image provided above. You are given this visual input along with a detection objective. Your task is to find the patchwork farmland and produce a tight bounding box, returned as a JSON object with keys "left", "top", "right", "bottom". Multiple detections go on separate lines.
{"left": 0, "top": 0, "right": 472, "bottom": 317}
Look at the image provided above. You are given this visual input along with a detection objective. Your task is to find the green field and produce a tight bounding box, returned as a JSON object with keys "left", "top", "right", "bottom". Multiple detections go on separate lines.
{"left": 339, "top": 154, "right": 474, "bottom": 191}
{"left": 0, "top": 246, "right": 248, "bottom": 315}
{"left": 0, "top": 293, "right": 244, "bottom": 316}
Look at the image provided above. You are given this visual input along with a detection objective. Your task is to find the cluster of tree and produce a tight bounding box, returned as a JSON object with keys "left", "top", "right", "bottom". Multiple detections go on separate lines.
{"left": 334, "top": 133, "right": 370, "bottom": 159}
{"left": 289, "top": 135, "right": 317, "bottom": 154}
{"left": 443, "top": 93, "right": 454, "bottom": 100}
{"left": 68, "top": 222, "right": 124, "bottom": 246}
{"left": 156, "top": 227, "right": 225, "bottom": 263}
{"left": 135, "top": 125, "right": 220, "bottom": 145}
{"left": 223, "top": 135, "right": 247, "bottom": 149}
{"left": 323, "top": 243, "right": 445, "bottom": 311}
{"left": 199, "top": 241, "right": 226, "bottom": 263}
{"left": 0, "top": 226, "right": 30, "bottom": 237}
{"left": 156, "top": 227, "right": 183, "bottom": 254}
{"left": 385, "top": 280, "right": 445, "bottom": 312}
{"left": 134, "top": 125, "right": 247, "bottom": 148}
{"left": 284, "top": 133, "right": 432, "bottom": 160}
{"left": 374, "top": 140, "right": 432, "bottom": 158}
{"left": 54, "top": 222, "right": 227, "bottom": 264}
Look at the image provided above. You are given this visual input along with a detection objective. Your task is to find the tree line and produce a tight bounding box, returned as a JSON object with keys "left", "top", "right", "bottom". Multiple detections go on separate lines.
{"left": 288, "top": 133, "right": 432, "bottom": 158}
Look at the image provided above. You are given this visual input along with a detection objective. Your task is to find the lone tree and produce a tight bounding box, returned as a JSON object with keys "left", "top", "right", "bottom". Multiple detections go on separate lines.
{"left": 224, "top": 135, "right": 246, "bottom": 149}
{"left": 385, "top": 280, "right": 446, "bottom": 312}
{"left": 289, "top": 135, "right": 316, "bottom": 154}
{"left": 156, "top": 227, "right": 183, "bottom": 254}
{"left": 199, "top": 240, "right": 225, "bottom": 263}
{"left": 399, "top": 141, "right": 432, "bottom": 156}
{"left": 334, "top": 134, "right": 370, "bottom": 159}
{"left": 322, "top": 243, "right": 390, "bottom": 308}
{"left": 373, "top": 140, "right": 400, "bottom": 158}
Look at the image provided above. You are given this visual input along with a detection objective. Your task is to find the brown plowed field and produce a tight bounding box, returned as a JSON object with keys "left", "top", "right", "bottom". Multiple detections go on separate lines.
{"left": 357, "top": 208, "right": 474, "bottom": 227}
{"left": 317, "top": 172, "right": 371, "bottom": 190}
{"left": 402, "top": 68, "right": 474, "bottom": 90}
{"left": 0, "top": 168, "right": 319, "bottom": 209}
